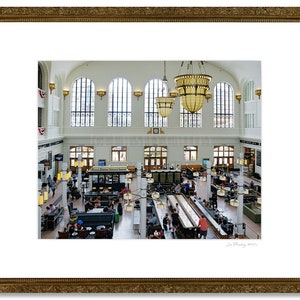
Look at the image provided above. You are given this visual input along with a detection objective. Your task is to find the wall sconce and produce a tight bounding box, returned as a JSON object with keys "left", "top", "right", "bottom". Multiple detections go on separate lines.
{"left": 49, "top": 82, "right": 55, "bottom": 94}
{"left": 63, "top": 89, "right": 69, "bottom": 99}
{"left": 235, "top": 94, "right": 242, "bottom": 103}
{"left": 169, "top": 91, "right": 178, "bottom": 98}
{"left": 255, "top": 89, "right": 261, "bottom": 99}
{"left": 97, "top": 90, "right": 106, "bottom": 100}
{"left": 134, "top": 90, "right": 143, "bottom": 100}
{"left": 205, "top": 92, "right": 212, "bottom": 102}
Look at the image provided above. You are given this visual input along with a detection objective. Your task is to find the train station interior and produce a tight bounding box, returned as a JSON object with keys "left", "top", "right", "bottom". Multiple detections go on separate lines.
{"left": 38, "top": 60, "right": 262, "bottom": 240}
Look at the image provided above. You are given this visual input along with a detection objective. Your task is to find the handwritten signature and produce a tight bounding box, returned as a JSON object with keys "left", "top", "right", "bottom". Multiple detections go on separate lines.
{"left": 226, "top": 241, "right": 258, "bottom": 248}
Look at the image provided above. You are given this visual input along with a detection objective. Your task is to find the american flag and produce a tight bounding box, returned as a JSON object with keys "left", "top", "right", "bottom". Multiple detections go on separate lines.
{"left": 38, "top": 127, "right": 46, "bottom": 135}
{"left": 38, "top": 89, "right": 46, "bottom": 98}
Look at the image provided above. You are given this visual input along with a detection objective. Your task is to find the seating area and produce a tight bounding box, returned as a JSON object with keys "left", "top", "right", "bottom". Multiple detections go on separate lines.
{"left": 181, "top": 165, "right": 202, "bottom": 180}
{"left": 76, "top": 212, "right": 115, "bottom": 235}
{"left": 191, "top": 196, "right": 229, "bottom": 238}
{"left": 41, "top": 172, "right": 261, "bottom": 240}
{"left": 44, "top": 207, "right": 64, "bottom": 230}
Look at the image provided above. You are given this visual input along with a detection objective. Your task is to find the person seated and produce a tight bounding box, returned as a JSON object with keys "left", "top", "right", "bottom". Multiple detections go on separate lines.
{"left": 149, "top": 214, "right": 157, "bottom": 225}
{"left": 68, "top": 212, "right": 78, "bottom": 229}
{"left": 49, "top": 203, "right": 56, "bottom": 212}
{"left": 157, "top": 229, "right": 165, "bottom": 239}
{"left": 94, "top": 197, "right": 101, "bottom": 207}
{"left": 156, "top": 183, "right": 164, "bottom": 193}
{"left": 85, "top": 199, "right": 94, "bottom": 212}
{"left": 184, "top": 181, "right": 190, "bottom": 195}
{"left": 76, "top": 219, "right": 84, "bottom": 230}
{"left": 107, "top": 204, "right": 116, "bottom": 213}
{"left": 71, "top": 186, "right": 81, "bottom": 199}
{"left": 174, "top": 184, "right": 181, "bottom": 194}
{"left": 202, "top": 199, "right": 210, "bottom": 208}
{"left": 43, "top": 206, "right": 51, "bottom": 217}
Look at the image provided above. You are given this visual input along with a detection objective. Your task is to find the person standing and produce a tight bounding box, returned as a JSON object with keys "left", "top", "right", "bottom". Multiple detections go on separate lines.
{"left": 162, "top": 213, "right": 170, "bottom": 231}
{"left": 197, "top": 215, "right": 208, "bottom": 239}
{"left": 171, "top": 209, "right": 179, "bottom": 234}
{"left": 47, "top": 174, "right": 52, "bottom": 192}
{"left": 51, "top": 181, "right": 57, "bottom": 197}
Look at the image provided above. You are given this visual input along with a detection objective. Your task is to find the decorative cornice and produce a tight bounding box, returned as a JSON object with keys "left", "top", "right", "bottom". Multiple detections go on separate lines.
{"left": 0, "top": 7, "right": 300, "bottom": 22}
{"left": 0, "top": 278, "right": 300, "bottom": 293}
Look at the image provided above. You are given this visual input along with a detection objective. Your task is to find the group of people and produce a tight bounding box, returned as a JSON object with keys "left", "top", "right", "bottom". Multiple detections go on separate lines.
{"left": 161, "top": 209, "right": 208, "bottom": 239}
{"left": 84, "top": 197, "right": 117, "bottom": 213}
{"left": 67, "top": 178, "right": 81, "bottom": 200}
{"left": 42, "top": 203, "right": 57, "bottom": 217}
{"left": 170, "top": 180, "right": 196, "bottom": 197}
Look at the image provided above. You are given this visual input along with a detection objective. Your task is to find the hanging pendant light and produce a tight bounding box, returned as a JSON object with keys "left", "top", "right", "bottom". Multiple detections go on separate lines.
{"left": 156, "top": 61, "right": 175, "bottom": 118}
{"left": 174, "top": 61, "right": 212, "bottom": 113}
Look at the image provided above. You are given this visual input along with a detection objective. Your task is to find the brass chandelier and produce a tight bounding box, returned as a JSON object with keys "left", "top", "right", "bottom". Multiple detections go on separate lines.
{"left": 155, "top": 61, "right": 175, "bottom": 118}
{"left": 174, "top": 61, "right": 212, "bottom": 113}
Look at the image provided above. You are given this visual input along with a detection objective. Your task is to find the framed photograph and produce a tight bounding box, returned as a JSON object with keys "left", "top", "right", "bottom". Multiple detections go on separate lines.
{"left": 1, "top": 6, "right": 300, "bottom": 295}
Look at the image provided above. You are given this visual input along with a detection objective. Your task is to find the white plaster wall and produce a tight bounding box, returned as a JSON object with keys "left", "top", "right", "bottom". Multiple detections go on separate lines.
{"left": 38, "top": 60, "right": 262, "bottom": 175}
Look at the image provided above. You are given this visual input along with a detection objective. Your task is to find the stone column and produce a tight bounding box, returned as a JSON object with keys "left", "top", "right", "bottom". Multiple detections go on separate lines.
{"left": 61, "top": 162, "right": 68, "bottom": 213}
{"left": 237, "top": 153, "right": 244, "bottom": 235}
{"left": 139, "top": 177, "right": 147, "bottom": 239}
{"left": 77, "top": 154, "right": 82, "bottom": 190}
{"left": 206, "top": 160, "right": 212, "bottom": 201}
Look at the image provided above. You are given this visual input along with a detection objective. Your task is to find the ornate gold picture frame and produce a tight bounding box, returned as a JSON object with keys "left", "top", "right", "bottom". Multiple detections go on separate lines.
{"left": 1, "top": 6, "right": 299, "bottom": 294}
{"left": 0, "top": 7, "right": 300, "bottom": 22}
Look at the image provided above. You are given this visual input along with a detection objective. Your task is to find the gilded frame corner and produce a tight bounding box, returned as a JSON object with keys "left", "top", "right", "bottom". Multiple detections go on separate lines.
{"left": 1, "top": 6, "right": 300, "bottom": 293}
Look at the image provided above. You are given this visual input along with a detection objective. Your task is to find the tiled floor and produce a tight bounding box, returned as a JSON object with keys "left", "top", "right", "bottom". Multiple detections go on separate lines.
{"left": 41, "top": 174, "right": 261, "bottom": 240}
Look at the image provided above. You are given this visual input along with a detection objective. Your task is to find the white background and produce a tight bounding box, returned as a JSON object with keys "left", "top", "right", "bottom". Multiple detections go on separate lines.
{"left": 0, "top": 3, "right": 300, "bottom": 299}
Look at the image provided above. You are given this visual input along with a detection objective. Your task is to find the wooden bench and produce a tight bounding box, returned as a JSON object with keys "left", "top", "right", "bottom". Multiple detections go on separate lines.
{"left": 167, "top": 194, "right": 193, "bottom": 229}
{"left": 127, "top": 165, "right": 136, "bottom": 173}
{"left": 181, "top": 164, "right": 202, "bottom": 171}
{"left": 190, "top": 196, "right": 228, "bottom": 239}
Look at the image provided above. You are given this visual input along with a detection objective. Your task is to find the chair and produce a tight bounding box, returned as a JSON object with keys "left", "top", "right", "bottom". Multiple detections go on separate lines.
{"left": 58, "top": 231, "right": 69, "bottom": 239}
{"left": 95, "top": 229, "right": 107, "bottom": 239}
{"left": 68, "top": 203, "right": 79, "bottom": 215}
{"left": 78, "top": 230, "right": 89, "bottom": 239}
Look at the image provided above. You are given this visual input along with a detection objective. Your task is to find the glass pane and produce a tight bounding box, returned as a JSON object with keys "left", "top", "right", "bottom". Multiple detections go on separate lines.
{"left": 191, "top": 151, "right": 197, "bottom": 160}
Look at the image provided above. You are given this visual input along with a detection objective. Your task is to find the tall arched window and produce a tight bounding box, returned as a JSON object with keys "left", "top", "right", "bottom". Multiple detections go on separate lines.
{"left": 180, "top": 106, "right": 202, "bottom": 128}
{"left": 144, "top": 79, "right": 168, "bottom": 127}
{"left": 213, "top": 82, "right": 234, "bottom": 128}
{"left": 108, "top": 77, "right": 132, "bottom": 127}
{"left": 71, "top": 77, "right": 95, "bottom": 127}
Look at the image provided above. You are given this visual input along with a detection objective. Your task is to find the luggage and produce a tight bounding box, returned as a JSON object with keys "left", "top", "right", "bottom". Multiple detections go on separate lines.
{"left": 114, "top": 211, "right": 120, "bottom": 223}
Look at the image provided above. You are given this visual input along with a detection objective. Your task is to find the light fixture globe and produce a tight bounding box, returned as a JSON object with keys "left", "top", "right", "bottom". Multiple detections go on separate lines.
{"left": 123, "top": 193, "right": 132, "bottom": 201}
{"left": 174, "top": 73, "right": 212, "bottom": 113}
{"left": 151, "top": 191, "right": 160, "bottom": 200}
{"left": 155, "top": 97, "right": 175, "bottom": 117}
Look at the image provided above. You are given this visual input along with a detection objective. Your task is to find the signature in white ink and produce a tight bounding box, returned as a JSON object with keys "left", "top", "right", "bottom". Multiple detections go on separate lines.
{"left": 226, "top": 241, "right": 258, "bottom": 248}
